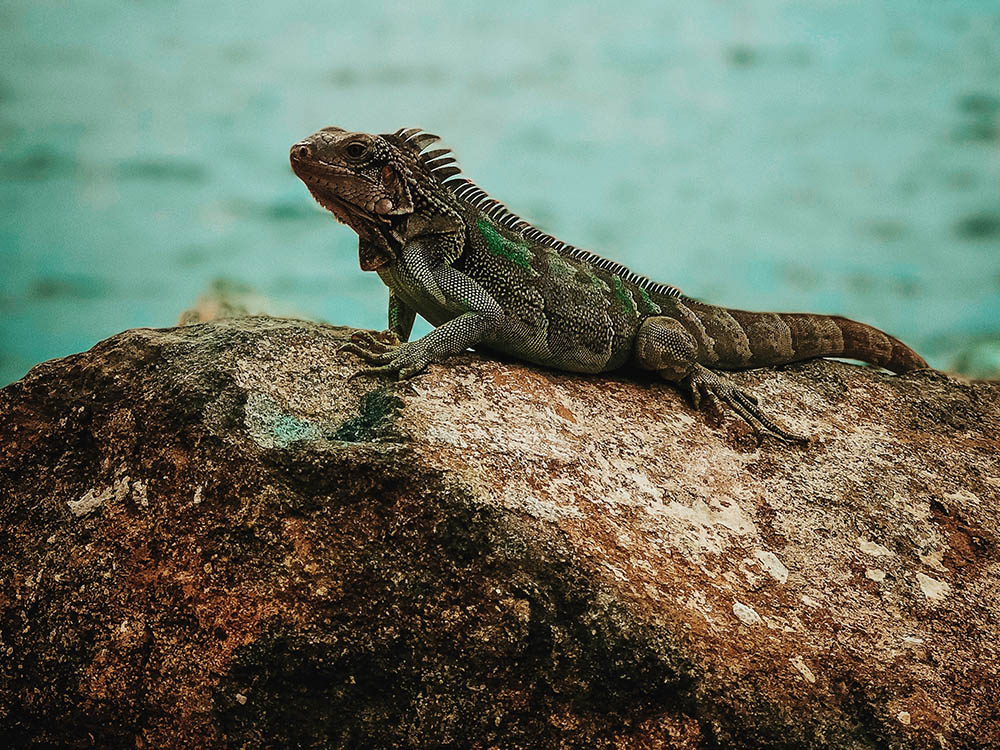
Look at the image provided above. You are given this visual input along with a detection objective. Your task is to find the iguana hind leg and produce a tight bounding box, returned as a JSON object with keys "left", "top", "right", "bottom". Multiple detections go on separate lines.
{"left": 634, "top": 316, "right": 807, "bottom": 442}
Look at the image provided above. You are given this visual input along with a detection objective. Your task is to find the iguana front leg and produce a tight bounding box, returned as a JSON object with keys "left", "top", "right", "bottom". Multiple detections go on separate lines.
{"left": 634, "top": 316, "right": 807, "bottom": 442}
{"left": 343, "top": 241, "right": 504, "bottom": 379}
{"left": 348, "top": 237, "right": 417, "bottom": 352}
{"left": 387, "top": 290, "right": 416, "bottom": 343}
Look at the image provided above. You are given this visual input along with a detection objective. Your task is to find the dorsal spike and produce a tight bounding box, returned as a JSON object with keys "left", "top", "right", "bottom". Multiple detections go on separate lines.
{"left": 431, "top": 165, "right": 461, "bottom": 180}
{"left": 422, "top": 148, "right": 452, "bottom": 162}
{"left": 425, "top": 157, "right": 456, "bottom": 170}
{"left": 409, "top": 133, "right": 440, "bottom": 150}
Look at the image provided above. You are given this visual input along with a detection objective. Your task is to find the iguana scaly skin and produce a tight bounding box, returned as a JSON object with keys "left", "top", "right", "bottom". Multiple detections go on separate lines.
{"left": 290, "top": 126, "right": 928, "bottom": 440}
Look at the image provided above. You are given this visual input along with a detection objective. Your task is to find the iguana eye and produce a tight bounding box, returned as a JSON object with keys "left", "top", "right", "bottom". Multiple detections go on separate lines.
{"left": 345, "top": 142, "right": 367, "bottom": 159}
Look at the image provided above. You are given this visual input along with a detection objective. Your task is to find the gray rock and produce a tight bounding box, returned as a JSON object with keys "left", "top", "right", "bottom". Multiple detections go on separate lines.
{"left": 1, "top": 317, "right": 998, "bottom": 748}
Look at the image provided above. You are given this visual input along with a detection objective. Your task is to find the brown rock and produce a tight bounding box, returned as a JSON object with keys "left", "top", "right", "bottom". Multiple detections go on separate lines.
{"left": 1, "top": 317, "right": 998, "bottom": 749}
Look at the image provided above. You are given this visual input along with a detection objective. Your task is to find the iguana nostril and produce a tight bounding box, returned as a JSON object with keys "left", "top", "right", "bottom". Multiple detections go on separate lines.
{"left": 294, "top": 144, "right": 310, "bottom": 160}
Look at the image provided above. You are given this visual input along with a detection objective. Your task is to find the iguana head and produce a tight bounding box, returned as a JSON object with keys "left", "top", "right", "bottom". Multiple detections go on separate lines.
{"left": 290, "top": 126, "right": 463, "bottom": 270}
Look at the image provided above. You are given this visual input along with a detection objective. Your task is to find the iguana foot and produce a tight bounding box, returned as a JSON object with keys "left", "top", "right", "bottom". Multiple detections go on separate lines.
{"left": 339, "top": 329, "right": 405, "bottom": 365}
{"left": 682, "top": 365, "right": 808, "bottom": 443}
{"left": 340, "top": 329, "right": 403, "bottom": 356}
{"left": 342, "top": 338, "right": 433, "bottom": 380}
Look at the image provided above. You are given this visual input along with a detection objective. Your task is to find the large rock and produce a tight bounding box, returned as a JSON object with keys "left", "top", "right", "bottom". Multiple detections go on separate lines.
{"left": 1, "top": 317, "right": 997, "bottom": 749}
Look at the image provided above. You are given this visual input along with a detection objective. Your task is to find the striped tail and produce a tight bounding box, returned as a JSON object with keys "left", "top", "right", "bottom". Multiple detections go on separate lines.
{"left": 690, "top": 305, "right": 928, "bottom": 373}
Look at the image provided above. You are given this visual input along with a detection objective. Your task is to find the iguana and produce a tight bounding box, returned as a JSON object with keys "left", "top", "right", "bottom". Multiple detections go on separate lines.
{"left": 290, "top": 126, "right": 928, "bottom": 441}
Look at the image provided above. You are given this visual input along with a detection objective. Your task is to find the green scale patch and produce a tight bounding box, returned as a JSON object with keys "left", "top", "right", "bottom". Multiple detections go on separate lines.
{"left": 637, "top": 287, "right": 662, "bottom": 315}
{"left": 611, "top": 275, "right": 636, "bottom": 314}
{"left": 477, "top": 218, "right": 534, "bottom": 270}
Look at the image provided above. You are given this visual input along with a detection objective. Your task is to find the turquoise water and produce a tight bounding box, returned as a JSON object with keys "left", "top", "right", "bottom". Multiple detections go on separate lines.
{"left": 2, "top": 1, "right": 999, "bottom": 384}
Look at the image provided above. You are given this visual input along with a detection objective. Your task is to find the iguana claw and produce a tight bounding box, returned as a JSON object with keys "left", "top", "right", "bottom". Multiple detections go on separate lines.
{"left": 338, "top": 343, "right": 397, "bottom": 364}
{"left": 349, "top": 329, "right": 403, "bottom": 351}
{"left": 342, "top": 336, "right": 432, "bottom": 381}
{"left": 682, "top": 365, "right": 808, "bottom": 443}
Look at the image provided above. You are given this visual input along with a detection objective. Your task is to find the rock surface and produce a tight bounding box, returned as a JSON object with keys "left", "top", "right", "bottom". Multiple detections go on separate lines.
{"left": 1, "top": 316, "right": 998, "bottom": 749}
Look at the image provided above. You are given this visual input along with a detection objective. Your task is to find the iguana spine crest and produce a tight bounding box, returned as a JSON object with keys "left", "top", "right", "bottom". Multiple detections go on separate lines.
{"left": 392, "top": 128, "right": 685, "bottom": 301}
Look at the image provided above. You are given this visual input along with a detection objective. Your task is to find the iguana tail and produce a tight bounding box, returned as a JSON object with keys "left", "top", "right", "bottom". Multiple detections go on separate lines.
{"left": 688, "top": 304, "right": 927, "bottom": 373}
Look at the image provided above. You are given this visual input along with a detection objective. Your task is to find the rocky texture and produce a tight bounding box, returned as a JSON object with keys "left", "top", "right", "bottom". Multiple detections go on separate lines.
{"left": 1, "top": 316, "right": 998, "bottom": 749}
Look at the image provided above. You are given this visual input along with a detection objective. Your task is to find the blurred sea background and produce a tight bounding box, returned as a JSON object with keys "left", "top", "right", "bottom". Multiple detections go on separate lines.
{"left": 1, "top": 0, "right": 998, "bottom": 385}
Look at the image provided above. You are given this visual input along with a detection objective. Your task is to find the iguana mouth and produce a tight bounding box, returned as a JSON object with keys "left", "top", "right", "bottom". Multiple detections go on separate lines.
{"left": 294, "top": 169, "right": 381, "bottom": 230}
{"left": 303, "top": 182, "right": 360, "bottom": 222}
{"left": 289, "top": 149, "right": 382, "bottom": 187}
{"left": 290, "top": 159, "right": 363, "bottom": 182}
